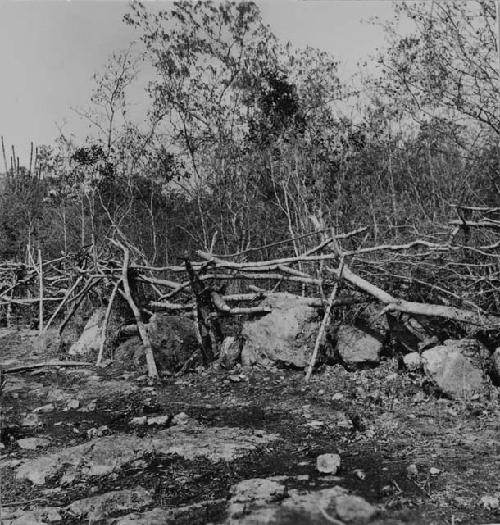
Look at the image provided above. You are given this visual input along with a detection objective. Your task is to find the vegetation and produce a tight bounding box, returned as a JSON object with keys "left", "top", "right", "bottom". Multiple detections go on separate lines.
{"left": 0, "top": 0, "right": 499, "bottom": 320}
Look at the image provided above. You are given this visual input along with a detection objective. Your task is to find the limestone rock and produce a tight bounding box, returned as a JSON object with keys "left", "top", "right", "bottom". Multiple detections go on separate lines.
{"left": 402, "top": 352, "right": 423, "bottom": 371}
{"left": 115, "top": 314, "right": 198, "bottom": 371}
{"left": 225, "top": 483, "right": 377, "bottom": 524}
{"left": 443, "top": 339, "right": 490, "bottom": 371}
{"left": 67, "top": 487, "right": 153, "bottom": 521}
{"left": 316, "top": 453, "right": 341, "bottom": 474}
{"left": 422, "top": 345, "right": 488, "bottom": 399}
{"left": 16, "top": 435, "right": 153, "bottom": 485}
{"left": 229, "top": 478, "right": 286, "bottom": 519}
{"left": 69, "top": 308, "right": 106, "bottom": 357}
{"left": 241, "top": 294, "right": 320, "bottom": 368}
{"left": 337, "top": 325, "right": 382, "bottom": 367}
{"left": 17, "top": 437, "right": 50, "bottom": 450}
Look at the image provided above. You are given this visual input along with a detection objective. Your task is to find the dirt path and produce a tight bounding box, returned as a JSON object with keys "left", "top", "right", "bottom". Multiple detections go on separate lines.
{"left": 0, "top": 331, "right": 499, "bottom": 524}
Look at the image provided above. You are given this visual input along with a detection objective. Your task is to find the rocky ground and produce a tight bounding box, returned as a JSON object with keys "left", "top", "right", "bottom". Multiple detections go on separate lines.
{"left": 1, "top": 328, "right": 500, "bottom": 524}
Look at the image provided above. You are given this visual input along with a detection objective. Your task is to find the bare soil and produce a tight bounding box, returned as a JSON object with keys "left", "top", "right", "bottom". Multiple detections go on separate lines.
{"left": 0, "top": 328, "right": 499, "bottom": 524}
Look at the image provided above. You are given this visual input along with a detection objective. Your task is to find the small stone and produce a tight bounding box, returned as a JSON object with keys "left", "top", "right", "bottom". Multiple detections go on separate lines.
{"left": 480, "top": 495, "right": 499, "bottom": 509}
{"left": 429, "top": 467, "right": 441, "bottom": 475}
{"left": 67, "top": 399, "right": 80, "bottom": 409}
{"left": 307, "top": 420, "right": 324, "bottom": 428}
{"left": 34, "top": 404, "right": 55, "bottom": 413}
{"left": 81, "top": 400, "right": 97, "bottom": 412}
{"left": 17, "top": 438, "right": 50, "bottom": 450}
{"left": 147, "top": 415, "right": 169, "bottom": 426}
{"left": 172, "top": 411, "right": 190, "bottom": 425}
{"left": 87, "top": 426, "right": 109, "bottom": 439}
{"left": 332, "top": 393, "right": 344, "bottom": 401}
{"left": 130, "top": 416, "right": 147, "bottom": 426}
{"left": 354, "top": 469, "right": 366, "bottom": 480}
{"left": 316, "top": 453, "right": 341, "bottom": 474}
{"left": 21, "top": 413, "right": 42, "bottom": 427}
{"left": 403, "top": 352, "right": 423, "bottom": 371}
{"left": 407, "top": 463, "right": 418, "bottom": 476}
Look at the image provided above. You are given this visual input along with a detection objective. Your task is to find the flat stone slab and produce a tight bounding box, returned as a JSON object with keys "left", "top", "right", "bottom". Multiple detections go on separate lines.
{"left": 17, "top": 437, "right": 50, "bottom": 450}
{"left": 1, "top": 507, "right": 62, "bottom": 524}
{"left": 226, "top": 481, "right": 378, "bottom": 524}
{"left": 67, "top": 487, "right": 153, "bottom": 521}
{"left": 16, "top": 434, "right": 152, "bottom": 485}
{"left": 16, "top": 423, "right": 279, "bottom": 485}
{"left": 152, "top": 423, "right": 279, "bottom": 462}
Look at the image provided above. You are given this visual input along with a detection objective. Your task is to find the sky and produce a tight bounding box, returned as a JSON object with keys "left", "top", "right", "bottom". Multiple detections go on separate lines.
{"left": 0, "top": 0, "right": 395, "bottom": 166}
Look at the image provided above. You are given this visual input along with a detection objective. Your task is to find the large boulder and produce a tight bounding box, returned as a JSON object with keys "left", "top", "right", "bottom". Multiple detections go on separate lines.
{"left": 336, "top": 324, "right": 382, "bottom": 367}
{"left": 421, "top": 344, "right": 489, "bottom": 399}
{"left": 240, "top": 294, "right": 320, "bottom": 368}
{"left": 69, "top": 308, "right": 106, "bottom": 357}
{"left": 443, "top": 338, "right": 490, "bottom": 372}
{"left": 114, "top": 314, "right": 198, "bottom": 372}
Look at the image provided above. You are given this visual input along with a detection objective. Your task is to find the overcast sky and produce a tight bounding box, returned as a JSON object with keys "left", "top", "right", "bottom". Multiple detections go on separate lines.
{"left": 0, "top": 1, "right": 395, "bottom": 165}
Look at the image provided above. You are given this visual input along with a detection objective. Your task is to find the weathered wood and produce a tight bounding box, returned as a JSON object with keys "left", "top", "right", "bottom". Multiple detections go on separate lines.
{"left": 96, "top": 278, "right": 121, "bottom": 365}
{"left": 2, "top": 360, "right": 93, "bottom": 374}
{"left": 327, "top": 264, "right": 500, "bottom": 328}
{"left": 185, "top": 259, "right": 220, "bottom": 364}
{"left": 305, "top": 260, "right": 344, "bottom": 382}
{"left": 112, "top": 240, "right": 158, "bottom": 379}
{"left": 43, "top": 275, "right": 84, "bottom": 332}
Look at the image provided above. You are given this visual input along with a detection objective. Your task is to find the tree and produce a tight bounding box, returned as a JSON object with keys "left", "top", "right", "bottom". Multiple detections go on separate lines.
{"left": 379, "top": 0, "right": 499, "bottom": 139}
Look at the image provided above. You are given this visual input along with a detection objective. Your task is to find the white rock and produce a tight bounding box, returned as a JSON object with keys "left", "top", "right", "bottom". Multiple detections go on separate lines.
{"left": 480, "top": 495, "right": 499, "bottom": 509}
{"left": 316, "top": 453, "right": 341, "bottom": 474}
{"left": 337, "top": 325, "right": 382, "bottom": 366}
{"left": 129, "top": 416, "right": 147, "bottom": 426}
{"left": 147, "top": 415, "right": 169, "bottom": 426}
{"left": 422, "top": 346, "right": 487, "bottom": 399}
{"left": 172, "top": 411, "right": 190, "bottom": 425}
{"left": 21, "top": 413, "right": 42, "bottom": 427}
{"left": 69, "top": 309, "right": 106, "bottom": 356}
{"left": 403, "top": 352, "right": 423, "bottom": 371}
{"left": 17, "top": 438, "right": 50, "bottom": 450}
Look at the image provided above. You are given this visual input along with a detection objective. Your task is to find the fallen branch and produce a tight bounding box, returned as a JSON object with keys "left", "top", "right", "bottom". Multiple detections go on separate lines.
{"left": 2, "top": 360, "right": 93, "bottom": 374}
{"left": 449, "top": 219, "right": 500, "bottom": 230}
{"left": 111, "top": 240, "right": 159, "bottom": 379}
{"left": 210, "top": 291, "right": 271, "bottom": 315}
{"left": 326, "top": 264, "right": 500, "bottom": 328}
{"left": 305, "top": 260, "right": 344, "bottom": 382}
{"left": 43, "top": 275, "right": 84, "bottom": 333}
{"left": 96, "top": 278, "right": 121, "bottom": 365}
{"left": 59, "top": 277, "right": 102, "bottom": 336}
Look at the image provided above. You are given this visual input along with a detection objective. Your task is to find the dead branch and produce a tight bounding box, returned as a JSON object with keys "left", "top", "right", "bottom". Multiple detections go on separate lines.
{"left": 326, "top": 264, "right": 500, "bottom": 328}
{"left": 59, "top": 277, "right": 102, "bottom": 336}
{"left": 305, "top": 260, "right": 345, "bottom": 382}
{"left": 43, "top": 275, "right": 84, "bottom": 332}
{"left": 185, "top": 258, "right": 219, "bottom": 364}
{"left": 449, "top": 219, "right": 500, "bottom": 230}
{"left": 210, "top": 291, "right": 271, "bottom": 315}
{"left": 96, "top": 278, "right": 121, "bottom": 365}
{"left": 2, "top": 360, "right": 93, "bottom": 374}
{"left": 111, "top": 240, "right": 159, "bottom": 379}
